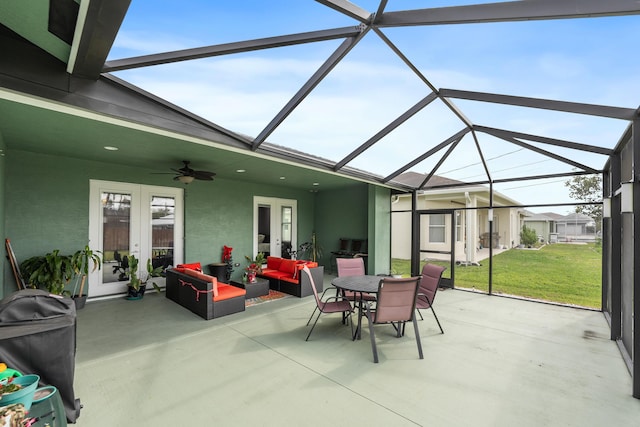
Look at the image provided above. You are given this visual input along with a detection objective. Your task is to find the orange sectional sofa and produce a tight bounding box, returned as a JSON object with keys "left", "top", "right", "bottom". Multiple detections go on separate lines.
{"left": 258, "top": 256, "right": 324, "bottom": 297}
{"left": 165, "top": 263, "right": 246, "bottom": 320}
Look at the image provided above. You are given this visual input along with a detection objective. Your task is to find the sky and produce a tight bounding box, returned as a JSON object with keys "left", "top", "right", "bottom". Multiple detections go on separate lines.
{"left": 107, "top": 1, "right": 640, "bottom": 215}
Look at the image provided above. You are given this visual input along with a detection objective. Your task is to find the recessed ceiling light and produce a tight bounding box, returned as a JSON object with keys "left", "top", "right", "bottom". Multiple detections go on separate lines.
{"left": 279, "top": 176, "right": 286, "bottom": 180}
{"left": 104, "top": 146, "right": 118, "bottom": 151}
{"left": 312, "top": 182, "right": 320, "bottom": 186}
{"left": 236, "top": 169, "right": 246, "bottom": 173}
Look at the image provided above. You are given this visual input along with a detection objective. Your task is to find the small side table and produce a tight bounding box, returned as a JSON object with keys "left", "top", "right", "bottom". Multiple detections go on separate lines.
{"left": 230, "top": 277, "right": 270, "bottom": 299}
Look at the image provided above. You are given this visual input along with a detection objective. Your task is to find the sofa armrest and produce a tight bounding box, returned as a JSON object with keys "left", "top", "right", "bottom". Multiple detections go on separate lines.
{"left": 175, "top": 268, "right": 218, "bottom": 297}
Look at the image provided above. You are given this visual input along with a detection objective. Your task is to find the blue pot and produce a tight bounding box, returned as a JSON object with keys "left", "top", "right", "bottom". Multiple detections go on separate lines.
{"left": 0, "top": 374, "right": 40, "bottom": 410}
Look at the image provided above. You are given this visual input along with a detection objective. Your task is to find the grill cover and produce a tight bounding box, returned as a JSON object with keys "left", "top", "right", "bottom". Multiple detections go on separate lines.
{"left": 0, "top": 289, "right": 80, "bottom": 422}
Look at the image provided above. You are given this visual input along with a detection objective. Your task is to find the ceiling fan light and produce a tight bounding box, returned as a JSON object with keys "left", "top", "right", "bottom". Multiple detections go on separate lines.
{"left": 177, "top": 175, "right": 195, "bottom": 184}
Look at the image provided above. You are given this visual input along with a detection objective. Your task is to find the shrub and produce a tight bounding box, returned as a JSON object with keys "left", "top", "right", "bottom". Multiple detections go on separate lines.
{"left": 520, "top": 225, "right": 538, "bottom": 246}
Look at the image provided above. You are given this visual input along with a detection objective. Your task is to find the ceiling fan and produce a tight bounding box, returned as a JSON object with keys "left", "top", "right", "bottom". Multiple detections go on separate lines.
{"left": 168, "top": 160, "right": 216, "bottom": 184}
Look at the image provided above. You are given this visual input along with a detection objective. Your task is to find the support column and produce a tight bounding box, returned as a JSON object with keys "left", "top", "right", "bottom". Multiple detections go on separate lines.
{"left": 411, "top": 190, "right": 420, "bottom": 277}
{"left": 632, "top": 119, "right": 640, "bottom": 399}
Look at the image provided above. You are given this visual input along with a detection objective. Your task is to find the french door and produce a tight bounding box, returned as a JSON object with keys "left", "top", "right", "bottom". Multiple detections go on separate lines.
{"left": 88, "top": 180, "right": 184, "bottom": 298}
{"left": 253, "top": 196, "right": 297, "bottom": 259}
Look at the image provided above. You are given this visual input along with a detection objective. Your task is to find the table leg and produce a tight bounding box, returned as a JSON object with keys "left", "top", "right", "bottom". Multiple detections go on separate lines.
{"left": 357, "top": 294, "right": 364, "bottom": 340}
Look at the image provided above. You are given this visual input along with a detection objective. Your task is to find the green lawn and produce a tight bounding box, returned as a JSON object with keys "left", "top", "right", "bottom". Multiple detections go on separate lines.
{"left": 392, "top": 243, "right": 602, "bottom": 309}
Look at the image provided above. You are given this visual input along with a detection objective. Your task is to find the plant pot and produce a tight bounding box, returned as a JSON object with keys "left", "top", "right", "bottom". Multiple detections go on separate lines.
{"left": 72, "top": 294, "right": 87, "bottom": 310}
{"left": 0, "top": 374, "right": 40, "bottom": 411}
{"left": 207, "top": 263, "right": 227, "bottom": 283}
{"left": 125, "top": 284, "right": 146, "bottom": 300}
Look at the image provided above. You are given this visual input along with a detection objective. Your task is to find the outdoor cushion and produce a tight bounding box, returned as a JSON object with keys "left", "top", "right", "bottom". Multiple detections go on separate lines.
{"left": 280, "top": 275, "right": 300, "bottom": 284}
{"left": 267, "top": 256, "right": 283, "bottom": 270}
{"left": 176, "top": 262, "right": 202, "bottom": 272}
{"left": 214, "top": 284, "right": 246, "bottom": 302}
{"left": 178, "top": 268, "right": 219, "bottom": 297}
{"left": 264, "top": 271, "right": 291, "bottom": 280}
{"left": 279, "top": 259, "right": 298, "bottom": 275}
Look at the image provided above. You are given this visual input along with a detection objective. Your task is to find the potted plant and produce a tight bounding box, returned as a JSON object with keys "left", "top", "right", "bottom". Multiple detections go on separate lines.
{"left": 125, "top": 255, "right": 163, "bottom": 300}
{"left": 70, "top": 246, "right": 102, "bottom": 309}
{"left": 20, "top": 246, "right": 102, "bottom": 307}
{"left": 244, "top": 252, "right": 266, "bottom": 282}
{"left": 298, "top": 232, "right": 323, "bottom": 262}
{"left": 222, "top": 245, "right": 234, "bottom": 282}
{"left": 19, "top": 250, "right": 74, "bottom": 295}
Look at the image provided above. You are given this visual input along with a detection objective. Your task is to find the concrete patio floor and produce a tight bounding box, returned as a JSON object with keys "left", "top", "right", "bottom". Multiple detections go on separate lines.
{"left": 73, "top": 276, "right": 640, "bottom": 426}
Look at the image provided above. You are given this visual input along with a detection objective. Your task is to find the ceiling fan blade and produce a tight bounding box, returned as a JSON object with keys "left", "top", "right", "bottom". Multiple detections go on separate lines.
{"left": 194, "top": 171, "right": 216, "bottom": 180}
{"left": 161, "top": 161, "right": 215, "bottom": 182}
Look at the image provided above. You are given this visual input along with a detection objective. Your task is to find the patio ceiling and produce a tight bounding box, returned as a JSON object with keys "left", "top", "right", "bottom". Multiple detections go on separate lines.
{"left": 1, "top": 1, "right": 639, "bottom": 199}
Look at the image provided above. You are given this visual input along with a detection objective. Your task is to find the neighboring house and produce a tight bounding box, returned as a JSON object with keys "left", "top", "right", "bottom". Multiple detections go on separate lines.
{"left": 391, "top": 173, "right": 525, "bottom": 265}
{"left": 556, "top": 213, "right": 597, "bottom": 242}
{"left": 522, "top": 211, "right": 562, "bottom": 243}
{"left": 523, "top": 211, "right": 596, "bottom": 243}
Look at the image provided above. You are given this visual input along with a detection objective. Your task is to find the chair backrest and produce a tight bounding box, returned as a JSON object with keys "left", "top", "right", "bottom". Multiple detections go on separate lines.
{"left": 419, "top": 264, "right": 446, "bottom": 306}
{"left": 301, "top": 265, "right": 322, "bottom": 307}
{"left": 374, "top": 276, "right": 421, "bottom": 324}
{"left": 336, "top": 257, "right": 365, "bottom": 277}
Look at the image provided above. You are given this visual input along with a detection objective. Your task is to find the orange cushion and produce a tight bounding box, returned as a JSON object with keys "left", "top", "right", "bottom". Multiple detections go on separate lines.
{"left": 267, "top": 256, "right": 282, "bottom": 270}
{"left": 269, "top": 271, "right": 291, "bottom": 280}
{"left": 176, "top": 262, "right": 202, "bottom": 272}
{"left": 279, "top": 259, "right": 298, "bottom": 275}
{"left": 213, "top": 284, "right": 246, "bottom": 301}
{"left": 179, "top": 268, "right": 218, "bottom": 297}
{"left": 295, "top": 261, "right": 318, "bottom": 269}
{"left": 280, "top": 275, "right": 299, "bottom": 284}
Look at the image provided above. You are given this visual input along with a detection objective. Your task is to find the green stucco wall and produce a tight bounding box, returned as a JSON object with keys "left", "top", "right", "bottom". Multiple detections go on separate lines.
{"left": 314, "top": 184, "right": 368, "bottom": 269}
{"left": 1, "top": 150, "right": 318, "bottom": 297}
{"left": 314, "top": 183, "right": 386, "bottom": 273}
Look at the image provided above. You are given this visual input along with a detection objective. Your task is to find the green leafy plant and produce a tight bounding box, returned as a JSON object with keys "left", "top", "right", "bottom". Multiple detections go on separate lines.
{"left": 520, "top": 225, "right": 538, "bottom": 247}
{"left": 298, "top": 232, "right": 323, "bottom": 262}
{"left": 70, "top": 246, "right": 102, "bottom": 297}
{"left": 20, "top": 246, "right": 103, "bottom": 296}
{"left": 20, "top": 250, "right": 74, "bottom": 295}
{"left": 126, "top": 254, "right": 163, "bottom": 292}
{"left": 245, "top": 252, "right": 266, "bottom": 273}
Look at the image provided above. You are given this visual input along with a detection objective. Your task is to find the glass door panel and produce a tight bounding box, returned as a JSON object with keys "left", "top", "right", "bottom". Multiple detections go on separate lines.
{"left": 151, "top": 196, "right": 175, "bottom": 270}
{"left": 102, "top": 191, "right": 132, "bottom": 284}
{"left": 281, "top": 206, "right": 292, "bottom": 258}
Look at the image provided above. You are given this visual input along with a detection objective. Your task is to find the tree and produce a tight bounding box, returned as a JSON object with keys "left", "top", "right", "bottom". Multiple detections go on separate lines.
{"left": 564, "top": 174, "right": 602, "bottom": 231}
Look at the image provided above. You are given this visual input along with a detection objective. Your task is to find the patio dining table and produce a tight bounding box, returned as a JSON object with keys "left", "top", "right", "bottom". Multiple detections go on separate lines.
{"left": 332, "top": 275, "right": 383, "bottom": 340}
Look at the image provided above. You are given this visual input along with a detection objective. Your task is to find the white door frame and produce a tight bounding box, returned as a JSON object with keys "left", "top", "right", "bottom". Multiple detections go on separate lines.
{"left": 88, "top": 180, "right": 184, "bottom": 298}
{"left": 253, "top": 196, "right": 297, "bottom": 258}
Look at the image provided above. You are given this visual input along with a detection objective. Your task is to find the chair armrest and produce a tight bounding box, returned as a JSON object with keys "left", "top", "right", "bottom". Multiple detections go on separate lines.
{"left": 417, "top": 292, "right": 433, "bottom": 305}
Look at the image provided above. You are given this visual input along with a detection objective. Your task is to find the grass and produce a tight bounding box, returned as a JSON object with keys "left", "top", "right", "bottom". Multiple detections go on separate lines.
{"left": 392, "top": 243, "right": 602, "bottom": 309}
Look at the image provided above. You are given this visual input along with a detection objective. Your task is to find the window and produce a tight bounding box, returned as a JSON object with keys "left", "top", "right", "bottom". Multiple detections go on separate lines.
{"left": 456, "top": 211, "right": 462, "bottom": 242}
{"left": 429, "top": 214, "right": 446, "bottom": 243}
